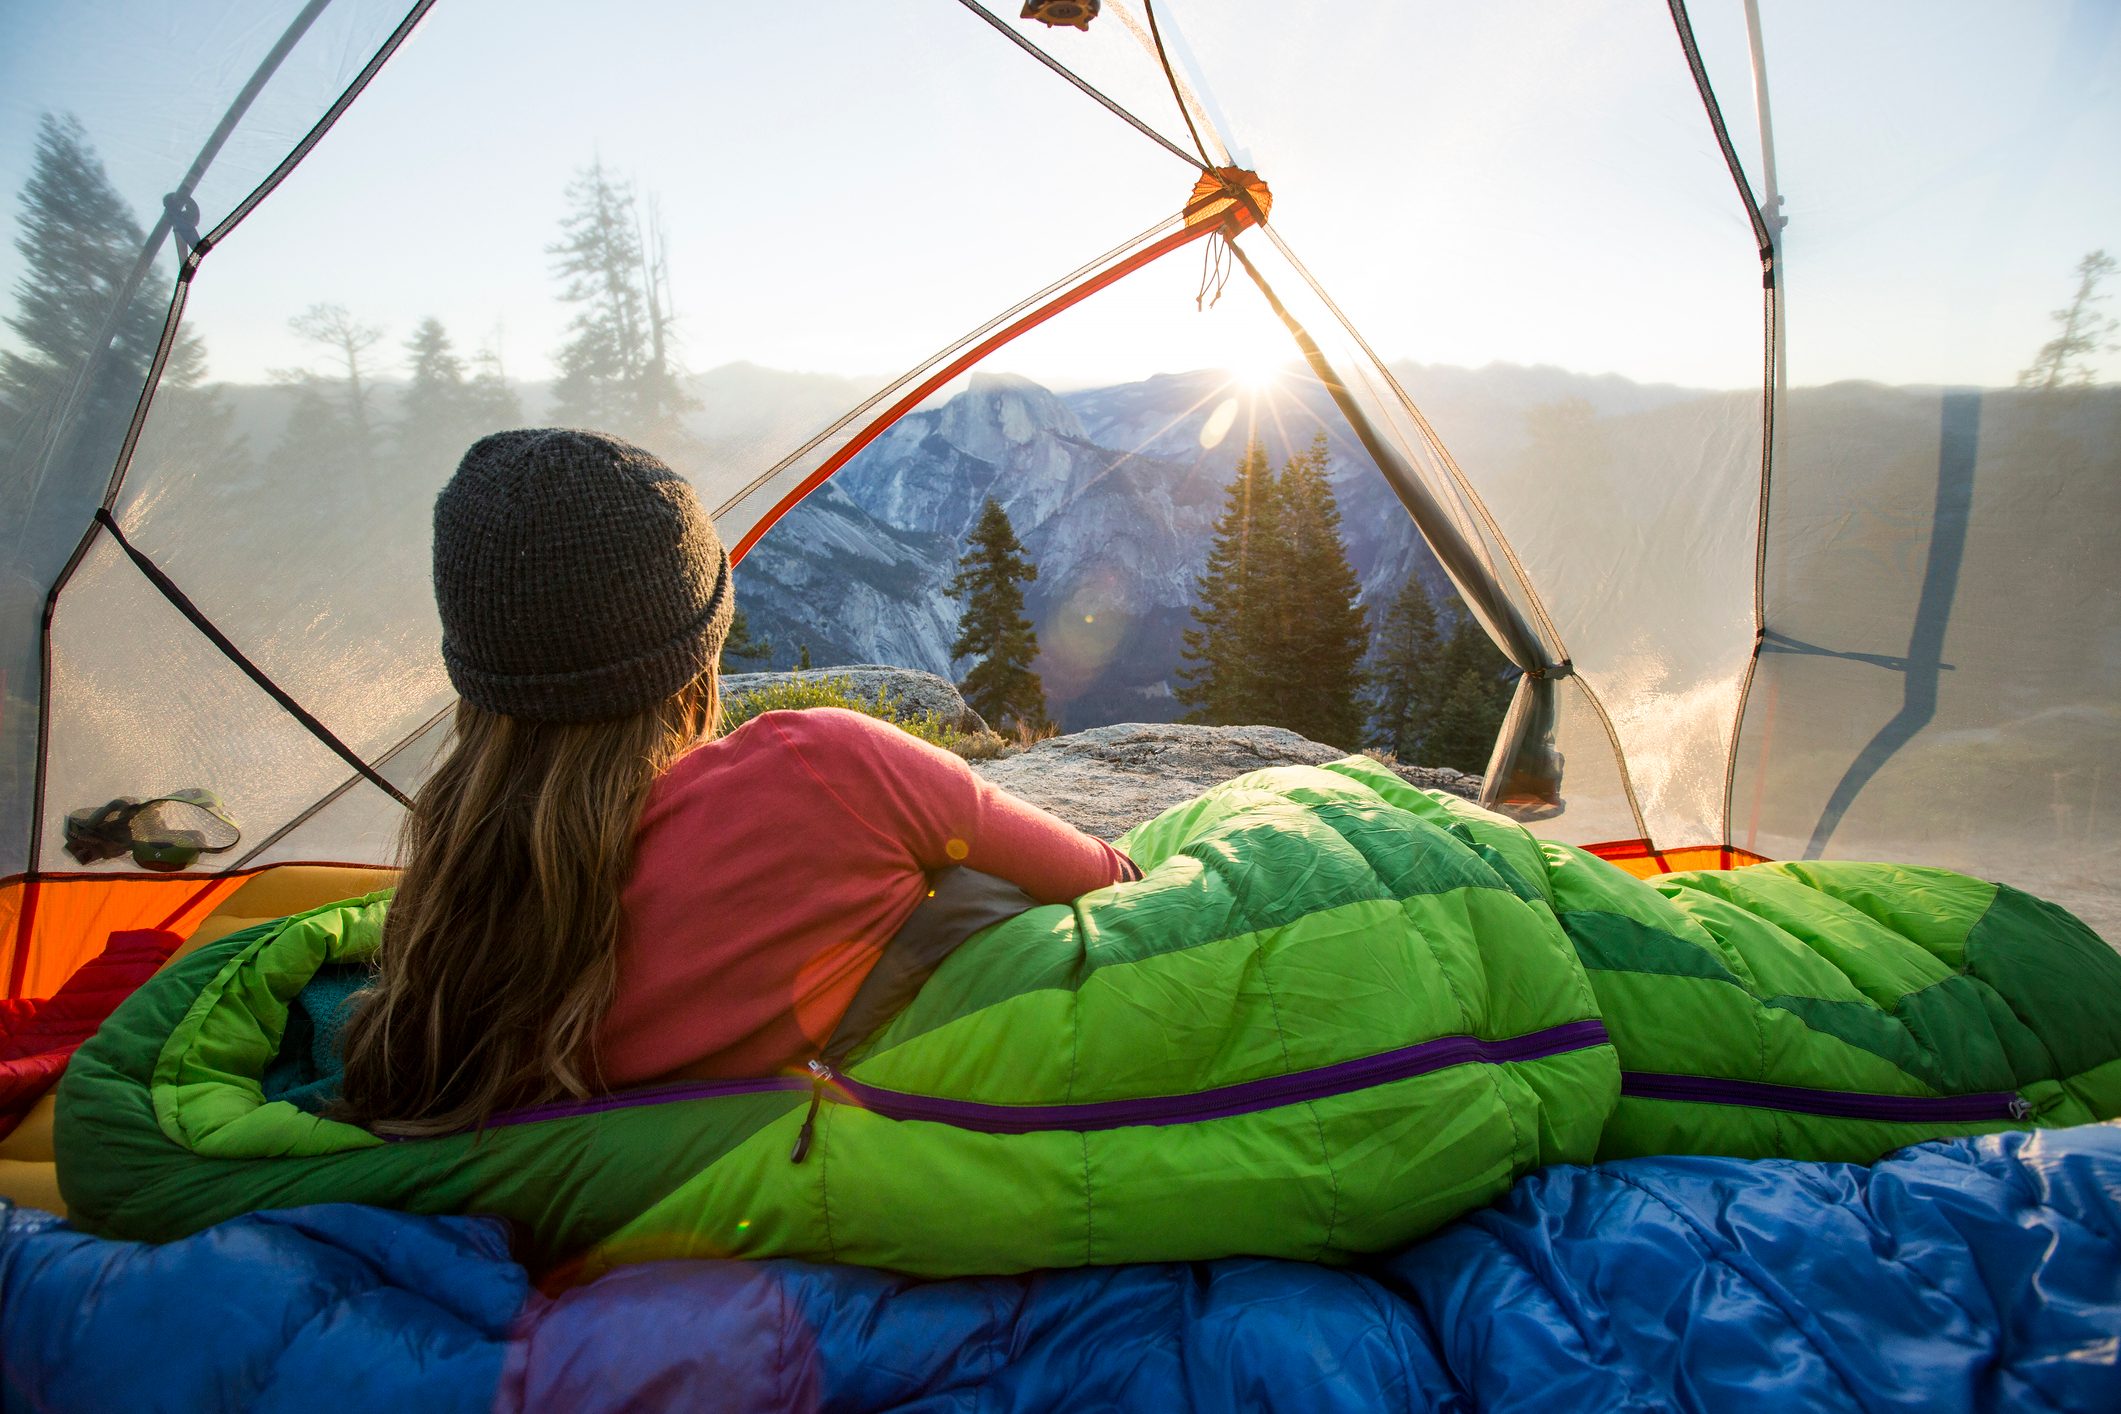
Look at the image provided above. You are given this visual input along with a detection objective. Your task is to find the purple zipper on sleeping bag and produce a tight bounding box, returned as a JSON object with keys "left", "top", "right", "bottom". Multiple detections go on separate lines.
{"left": 485, "top": 1019, "right": 1614, "bottom": 1147}
{"left": 483, "top": 1030, "right": 2028, "bottom": 1141}
{"left": 782, "top": 1017, "right": 1614, "bottom": 1161}
{"left": 1620, "top": 1071, "right": 2031, "bottom": 1123}
{"left": 813, "top": 1018, "right": 1615, "bottom": 1137}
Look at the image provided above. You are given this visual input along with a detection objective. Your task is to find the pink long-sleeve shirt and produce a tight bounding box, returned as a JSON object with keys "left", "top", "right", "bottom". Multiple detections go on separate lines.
{"left": 600, "top": 707, "right": 1138, "bottom": 1084}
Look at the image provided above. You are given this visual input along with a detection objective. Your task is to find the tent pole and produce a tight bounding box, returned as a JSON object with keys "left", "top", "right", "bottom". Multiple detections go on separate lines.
{"left": 1219, "top": 241, "right": 1547, "bottom": 674}
{"left": 1733, "top": 0, "right": 1790, "bottom": 853}
{"left": 1743, "top": 1, "right": 1788, "bottom": 253}
{"left": 1220, "top": 236, "right": 1579, "bottom": 814}
{"left": 1744, "top": 0, "right": 1789, "bottom": 399}
{"left": 1665, "top": 0, "right": 1785, "bottom": 857}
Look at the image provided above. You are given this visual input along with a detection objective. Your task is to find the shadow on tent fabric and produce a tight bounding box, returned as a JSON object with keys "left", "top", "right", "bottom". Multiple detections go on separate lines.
{"left": 1764, "top": 388, "right": 1980, "bottom": 857}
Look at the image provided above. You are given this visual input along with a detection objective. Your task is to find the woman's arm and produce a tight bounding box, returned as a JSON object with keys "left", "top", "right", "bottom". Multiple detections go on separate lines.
{"left": 766, "top": 709, "right": 1139, "bottom": 902}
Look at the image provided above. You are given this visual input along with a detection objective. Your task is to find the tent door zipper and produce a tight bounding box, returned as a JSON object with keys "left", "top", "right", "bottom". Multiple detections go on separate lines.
{"left": 789, "top": 1059, "right": 830, "bottom": 1164}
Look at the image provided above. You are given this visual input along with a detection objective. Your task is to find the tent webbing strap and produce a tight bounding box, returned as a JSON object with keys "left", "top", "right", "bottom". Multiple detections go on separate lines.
{"left": 1664, "top": 0, "right": 1778, "bottom": 263}
{"left": 1141, "top": 0, "right": 1214, "bottom": 168}
{"left": 229, "top": 701, "right": 452, "bottom": 871}
{"left": 951, "top": 0, "right": 1208, "bottom": 173}
{"left": 92, "top": 510, "right": 413, "bottom": 810}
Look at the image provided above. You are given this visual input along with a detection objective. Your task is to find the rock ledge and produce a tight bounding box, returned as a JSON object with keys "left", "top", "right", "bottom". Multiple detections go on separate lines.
{"left": 972, "top": 722, "right": 1479, "bottom": 840}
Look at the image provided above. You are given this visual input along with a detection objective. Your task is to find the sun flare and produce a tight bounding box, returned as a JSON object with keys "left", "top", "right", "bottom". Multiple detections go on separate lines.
{"left": 1227, "top": 352, "right": 1286, "bottom": 394}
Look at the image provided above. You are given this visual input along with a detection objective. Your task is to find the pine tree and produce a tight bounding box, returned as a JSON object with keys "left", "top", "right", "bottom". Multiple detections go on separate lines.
{"left": 1427, "top": 667, "right": 1503, "bottom": 774}
{"left": 631, "top": 194, "right": 690, "bottom": 432}
{"left": 720, "top": 605, "right": 772, "bottom": 671}
{"left": 1367, "top": 568, "right": 1442, "bottom": 758}
{"left": 396, "top": 316, "right": 520, "bottom": 469}
{"left": 948, "top": 497, "right": 1048, "bottom": 730}
{"left": 1177, "top": 436, "right": 1367, "bottom": 745}
{"left": 1439, "top": 613, "right": 1513, "bottom": 703}
{"left": 1426, "top": 614, "right": 1515, "bottom": 771}
{"left": 2019, "top": 249, "right": 2119, "bottom": 391}
{"left": 270, "top": 302, "right": 383, "bottom": 518}
{"left": 464, "top": 342, "right": 521, "bottom": 429}
{"left": 2, "top": 109, "right": 248, "bottom": 564}
{"left": 1273, "top": 433, "right": 1368, "bottom": 748}
{"left": 286, "top": 304, "right": 381, "bottom": 445}
{"left": 1176, "top": 440, "right": 1282, "bottom": 724}
{"left": 1, "top": 113, "right": 206, "bottom": 491}
{"left": 548, "top": 159, "right": 694, "bottom": 436}
{"left": 108, "top": 309, "right": 252, "bottom": 556}
{"left": 399, "top": 316, "right": 466, "bottom": 443}
{"left": 267, "top": 381, "right": 358, "bottom": 518}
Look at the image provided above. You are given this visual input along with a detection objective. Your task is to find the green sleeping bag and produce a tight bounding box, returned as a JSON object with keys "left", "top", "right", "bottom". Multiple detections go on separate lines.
{"left": 53, "top": 760, "right": 2121, "bottom": 1277}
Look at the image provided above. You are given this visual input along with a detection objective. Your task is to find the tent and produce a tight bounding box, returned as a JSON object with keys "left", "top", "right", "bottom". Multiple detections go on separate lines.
{"left": 2, "top": 0, "right": 2116, "bottom": 1002}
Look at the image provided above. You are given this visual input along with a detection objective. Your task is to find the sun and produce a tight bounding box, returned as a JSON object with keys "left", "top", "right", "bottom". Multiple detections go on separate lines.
{"left": 1226, "top": 347, "right": 1288, "bottom": 395}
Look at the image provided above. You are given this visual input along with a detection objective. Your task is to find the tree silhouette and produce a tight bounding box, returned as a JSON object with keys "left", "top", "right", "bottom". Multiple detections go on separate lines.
{"left": 400, "top": 317, "right": 465, "bottom": 435}
{"left": 1272, "top": 432, "right": 1368, "bottom": 748}
{"left": 1367, "top": 568, "right": 1442, "bottom": 759}
{"left": 1364, "top": 564, "right": 1513, "bottom": 772}
{"left": 268, "top": 302, "right": 383, "bottom": 518}
{"left": 949, "top": 497, "right": 1047, "bottom": 731}
{"left": 1177, "top": 436, "right": 1367, "bottom": 746}
{"left": 1, "top": 113, "right": 206, "bottom": 495}
{"left": 1176, "top": 440, "right": 1282, "bottom": 725}
{"left": 548, "top": 159, "right": 694, "bottom": 436}
{"left": 397, "top": 316, "right": 521, "bottom": 470}
{"left": 283, "top": 303, "right": 382, "bottom": 447}
{"left": 1425, "top": 666, "right": 1504, "bottom": 775}
{"left": 720, "top": 605, "right": 773, "bottom": 671}
{"left": 2019, "top": 249, "right": 2119, "bottom": 391}
{"left": 1429, "top": 614, "right": 1514, "bottom": 773}
{"left": 2, "top": 111, "right": 245, "bottom": 554}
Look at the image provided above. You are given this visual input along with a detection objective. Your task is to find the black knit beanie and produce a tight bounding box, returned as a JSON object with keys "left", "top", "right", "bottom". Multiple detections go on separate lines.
{"left": 432, "top": 428, "right": 733, "bottom": 722}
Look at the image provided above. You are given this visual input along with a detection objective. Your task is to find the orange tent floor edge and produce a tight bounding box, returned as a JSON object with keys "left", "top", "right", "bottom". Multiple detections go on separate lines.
{"left": 1584, "top": 839, "right": 1774, "bottom": 880}
{"left": 5, "top": 835, "right": 1769, "bottom": 997}
{"left": 2, "top": 862, "right": 398, "bottom": 1000}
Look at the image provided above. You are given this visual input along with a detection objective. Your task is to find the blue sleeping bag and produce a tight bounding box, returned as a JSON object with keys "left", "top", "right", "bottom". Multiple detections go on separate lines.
{"left": 5, "top": 1124, "right": 2118, "bottom": 1411}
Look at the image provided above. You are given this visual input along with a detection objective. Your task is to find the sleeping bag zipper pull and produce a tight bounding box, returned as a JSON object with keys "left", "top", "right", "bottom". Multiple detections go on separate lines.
{"left": 789, "top": 1059, "right": 830, "bottom": 1164}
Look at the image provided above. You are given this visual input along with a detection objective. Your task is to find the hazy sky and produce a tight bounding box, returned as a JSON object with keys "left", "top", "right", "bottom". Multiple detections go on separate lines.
{"left": 2, "top": 0, "right": 2116, "bottom": 393}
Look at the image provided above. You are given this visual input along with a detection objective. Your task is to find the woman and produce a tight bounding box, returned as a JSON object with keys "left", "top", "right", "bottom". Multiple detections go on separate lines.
{"left": 335, "top": 428, "right": 1137, "bottom": 1136}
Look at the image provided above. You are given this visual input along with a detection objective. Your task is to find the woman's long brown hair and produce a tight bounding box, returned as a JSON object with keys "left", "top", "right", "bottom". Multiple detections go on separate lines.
{"left": 334, "top": 670, "right": 718, "bottom": 1137}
